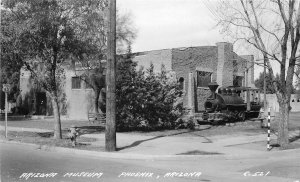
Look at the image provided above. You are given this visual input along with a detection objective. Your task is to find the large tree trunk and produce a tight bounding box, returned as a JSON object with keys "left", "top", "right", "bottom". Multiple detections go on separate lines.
{"left": 94, "top": 89, "right": 101, "bottom": 114}
{"left": 51, "top": 95, "right": 62, "bottom": 139}
{"left": 277, "top": 100, "right": 290, "bottom": 149}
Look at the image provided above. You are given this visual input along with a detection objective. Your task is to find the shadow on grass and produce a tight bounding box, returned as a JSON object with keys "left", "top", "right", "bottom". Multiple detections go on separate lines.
{"left": 75, "top": 142, "right": 90, "bottom": 146}
{"left": 73, "top": 126, "right": 105, "bottom": 135}
{"left": 37, "top": 132, "right": 53, "bottom": 138}
{"left": 268, "top": 141, "right": 300, "bottom": 151}
{"left": 289, "top": 133, "right": 300, "bottom": 143}
{"left": 36, "top": 125, "right": 105, "bottom": 138}
{"left": 117, "top": 127, "right": 213, "bottom": 151}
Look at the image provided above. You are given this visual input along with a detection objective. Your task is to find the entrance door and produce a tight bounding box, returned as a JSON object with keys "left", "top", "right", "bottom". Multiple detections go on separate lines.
{"left": 36, "top": 92, "right": 47, "bottom": 115}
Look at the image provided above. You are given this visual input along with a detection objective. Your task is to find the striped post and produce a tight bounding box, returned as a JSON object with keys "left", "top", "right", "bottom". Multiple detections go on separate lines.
{"left": 267, "top": 107, "right": 271, "bottom": 151}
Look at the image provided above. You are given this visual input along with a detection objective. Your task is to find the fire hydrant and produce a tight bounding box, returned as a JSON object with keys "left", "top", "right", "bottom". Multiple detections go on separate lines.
{"left": 68, "top": 125, "right": 79, "bottom": 147}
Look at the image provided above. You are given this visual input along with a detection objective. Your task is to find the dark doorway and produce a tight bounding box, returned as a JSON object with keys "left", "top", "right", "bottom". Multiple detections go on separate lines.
{"left": 36, "top": 92, "right": 47, "bottom": 115}
{"left": 0, "top": 91, "right": 5, "bottom": 110}
{"left": 233, "top": 76, "right": 243, "bottom": 87}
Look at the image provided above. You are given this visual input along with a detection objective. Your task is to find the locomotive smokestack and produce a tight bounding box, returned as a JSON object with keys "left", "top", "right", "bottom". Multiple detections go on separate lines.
{"left": 208, "top": 82, "right": 219, "bottom": 99}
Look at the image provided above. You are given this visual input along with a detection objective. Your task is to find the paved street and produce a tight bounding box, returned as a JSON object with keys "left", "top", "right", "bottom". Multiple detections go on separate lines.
{"left": 1, "top": 142, "right": 300, "bottom": 182}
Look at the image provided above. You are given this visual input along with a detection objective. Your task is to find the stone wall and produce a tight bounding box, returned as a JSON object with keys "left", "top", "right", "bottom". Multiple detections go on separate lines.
{"left": 133, "top": 49, "right": 172, "bottom": 73}
{"left": 240, "top": 55, "right": 255, "bottom": 87}
{"left": 172, "top": 46, "right": 217, "bottom": 111}
{"left": 217, "top": 42, "right": 233, "bottom": 88}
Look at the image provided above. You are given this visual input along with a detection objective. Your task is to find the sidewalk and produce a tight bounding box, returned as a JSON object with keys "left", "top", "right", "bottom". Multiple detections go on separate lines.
{"left": 1, "top": 125, "right": 299, "bottom": 159}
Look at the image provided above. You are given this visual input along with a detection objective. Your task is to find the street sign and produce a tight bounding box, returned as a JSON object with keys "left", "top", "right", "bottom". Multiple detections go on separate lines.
{"left": 2, "top": 84, "right": 11, "bottom": 93}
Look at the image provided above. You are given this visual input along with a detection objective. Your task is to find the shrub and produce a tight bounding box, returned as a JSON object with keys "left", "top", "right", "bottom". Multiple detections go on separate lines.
{"left": 116, "top": 56, "right": 184, "bottom": 131}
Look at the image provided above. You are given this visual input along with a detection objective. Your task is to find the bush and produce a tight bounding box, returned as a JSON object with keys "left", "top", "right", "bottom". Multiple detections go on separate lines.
{"left": 116, "top": 56, "right": 184, "bottom": 131}
{"left": 174, "top": 116, "right": 196, "bottom": 130}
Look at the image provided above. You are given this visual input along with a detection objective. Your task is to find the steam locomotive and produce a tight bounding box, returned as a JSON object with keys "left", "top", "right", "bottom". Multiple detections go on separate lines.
{"left": 202, "top": 82, "right": 261, "bottom": 124}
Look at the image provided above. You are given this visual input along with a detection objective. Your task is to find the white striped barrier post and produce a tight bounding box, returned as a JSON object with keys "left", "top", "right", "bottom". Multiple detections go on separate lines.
{"left": 267, "top": 107, "right": 271, "bottom": 151}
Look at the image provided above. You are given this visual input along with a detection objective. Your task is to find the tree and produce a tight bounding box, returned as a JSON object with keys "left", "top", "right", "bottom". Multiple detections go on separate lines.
{"left": 255, "top": 72, "right": 296, "bottom": 94}
{"left": 218, "top": 0, "right": 300, "bottom": 148}
{"left": 1, "top": 0, "right": 103, "bottom": 139}
{"left": 0, "top": 8, "right": 26, "bottom": 108}
{"left": 115, "top": 53, "right": 139, "bottom": 130}
{"left": 72, "top": 9, "right": 136, "bottom": 114}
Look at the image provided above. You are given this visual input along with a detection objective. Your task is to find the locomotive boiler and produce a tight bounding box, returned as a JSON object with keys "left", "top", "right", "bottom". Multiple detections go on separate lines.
{"left": 202, "top": 82, "right": 261, "bottom": 124}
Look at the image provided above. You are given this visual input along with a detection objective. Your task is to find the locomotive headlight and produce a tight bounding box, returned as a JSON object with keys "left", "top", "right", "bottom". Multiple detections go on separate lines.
{"left": 205, "top": 101, "right": 213, "bottom": 109}
{"left": 204, "top": 100, "right": 217, "bottom": 112}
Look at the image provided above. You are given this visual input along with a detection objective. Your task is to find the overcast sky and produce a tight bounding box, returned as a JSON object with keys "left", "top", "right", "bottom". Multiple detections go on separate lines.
{"left": 117, "top": 0, "right": 227, "bottom": 52}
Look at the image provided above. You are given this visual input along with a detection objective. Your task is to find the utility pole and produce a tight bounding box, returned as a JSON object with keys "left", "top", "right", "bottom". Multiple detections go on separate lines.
{"left": 263, "top": 56, "right": 267, "bottom": 116}
{"left": 105, "top": 0, "right": 117, "bottom": 151}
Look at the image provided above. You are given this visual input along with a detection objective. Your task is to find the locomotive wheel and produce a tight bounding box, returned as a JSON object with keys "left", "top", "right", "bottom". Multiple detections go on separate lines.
{"left": 238, "top": 111, "right": 246, "bottom": 121}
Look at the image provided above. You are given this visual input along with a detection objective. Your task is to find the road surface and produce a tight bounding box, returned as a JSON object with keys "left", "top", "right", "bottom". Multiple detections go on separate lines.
{"left": 1, "top": 142, "right": 299, "bottom": 182}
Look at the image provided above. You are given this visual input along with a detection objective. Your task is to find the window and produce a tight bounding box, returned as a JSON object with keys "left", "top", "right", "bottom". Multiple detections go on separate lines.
{"left": 178, "top": 77, "right": 184, "bottom": 90}
{"left": 197, "top": 71, "right": 212, "bottom": 87}
{"left": 233, "top": 76, "right": 243, "bottom": 87}
{"left": 72, "top": 77, "right": 81, "bottom": 89}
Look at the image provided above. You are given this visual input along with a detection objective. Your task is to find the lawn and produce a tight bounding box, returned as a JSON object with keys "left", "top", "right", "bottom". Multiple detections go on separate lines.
{"left": 0, "top": 130, "right": 105, "bottom": 152}
{"left": 0, "top": 113, "right": 299, "bottom": 152}
{"left": 0, "top": 117, "right": 98, "bottom": 131}
{"left": 1, "top": 112, "right": 299, "bottom": 137}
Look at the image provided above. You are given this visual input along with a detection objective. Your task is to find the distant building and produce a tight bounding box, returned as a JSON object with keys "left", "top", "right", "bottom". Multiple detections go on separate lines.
{"left": 262, "top": 94, "right": 300, "bottom": 113}
{"left": 19, "top": 42, "right": 256, "bottom": 119}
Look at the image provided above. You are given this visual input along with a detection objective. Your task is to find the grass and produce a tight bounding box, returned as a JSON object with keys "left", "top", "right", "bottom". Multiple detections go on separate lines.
{"left": 0, "top": 117, "right": 98, "bottom": 131}
{"left": 126, "top": 121, "right": 266, "bottom": 137}
{"left": 0, "top": 130, "right": 105, "bottom": 152}
{"left": 0, "top": 112, "right": 299, "bottom": 152}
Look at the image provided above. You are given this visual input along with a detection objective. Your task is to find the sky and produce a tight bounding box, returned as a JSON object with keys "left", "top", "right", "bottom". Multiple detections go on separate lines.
{"left": 117, "top": 0, "right": 269, "bottom": 79}
{"left": 117, "top": 0, "right": 226, "bottom": 52}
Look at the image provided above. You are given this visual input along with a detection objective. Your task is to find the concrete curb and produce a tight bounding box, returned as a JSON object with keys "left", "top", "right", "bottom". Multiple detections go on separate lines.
{"left": 0, "top": 139, "right": 225, "bottom": 160}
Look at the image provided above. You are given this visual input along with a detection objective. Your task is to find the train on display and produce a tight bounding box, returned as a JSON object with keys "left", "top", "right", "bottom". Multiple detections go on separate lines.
{"left": 202, "top": 82, "right": 262, "bottom": 124}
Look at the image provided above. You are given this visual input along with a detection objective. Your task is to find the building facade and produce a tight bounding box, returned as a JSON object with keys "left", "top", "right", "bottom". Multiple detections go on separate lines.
{"left": 19, "top": 42, "right": 256, "bottom": 119}
{"left": 133, "top": 42, "right": 255, "bottom": 112}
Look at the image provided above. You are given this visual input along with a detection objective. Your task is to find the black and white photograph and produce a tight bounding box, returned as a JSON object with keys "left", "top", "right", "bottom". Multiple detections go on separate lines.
{"left": 1, "top": 0, "right": 300, "bottom": 181}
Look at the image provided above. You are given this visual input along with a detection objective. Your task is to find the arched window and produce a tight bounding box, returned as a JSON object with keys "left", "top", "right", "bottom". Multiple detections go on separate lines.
{"left": 179, "top": 77, "right": 184, "bottom": 90}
